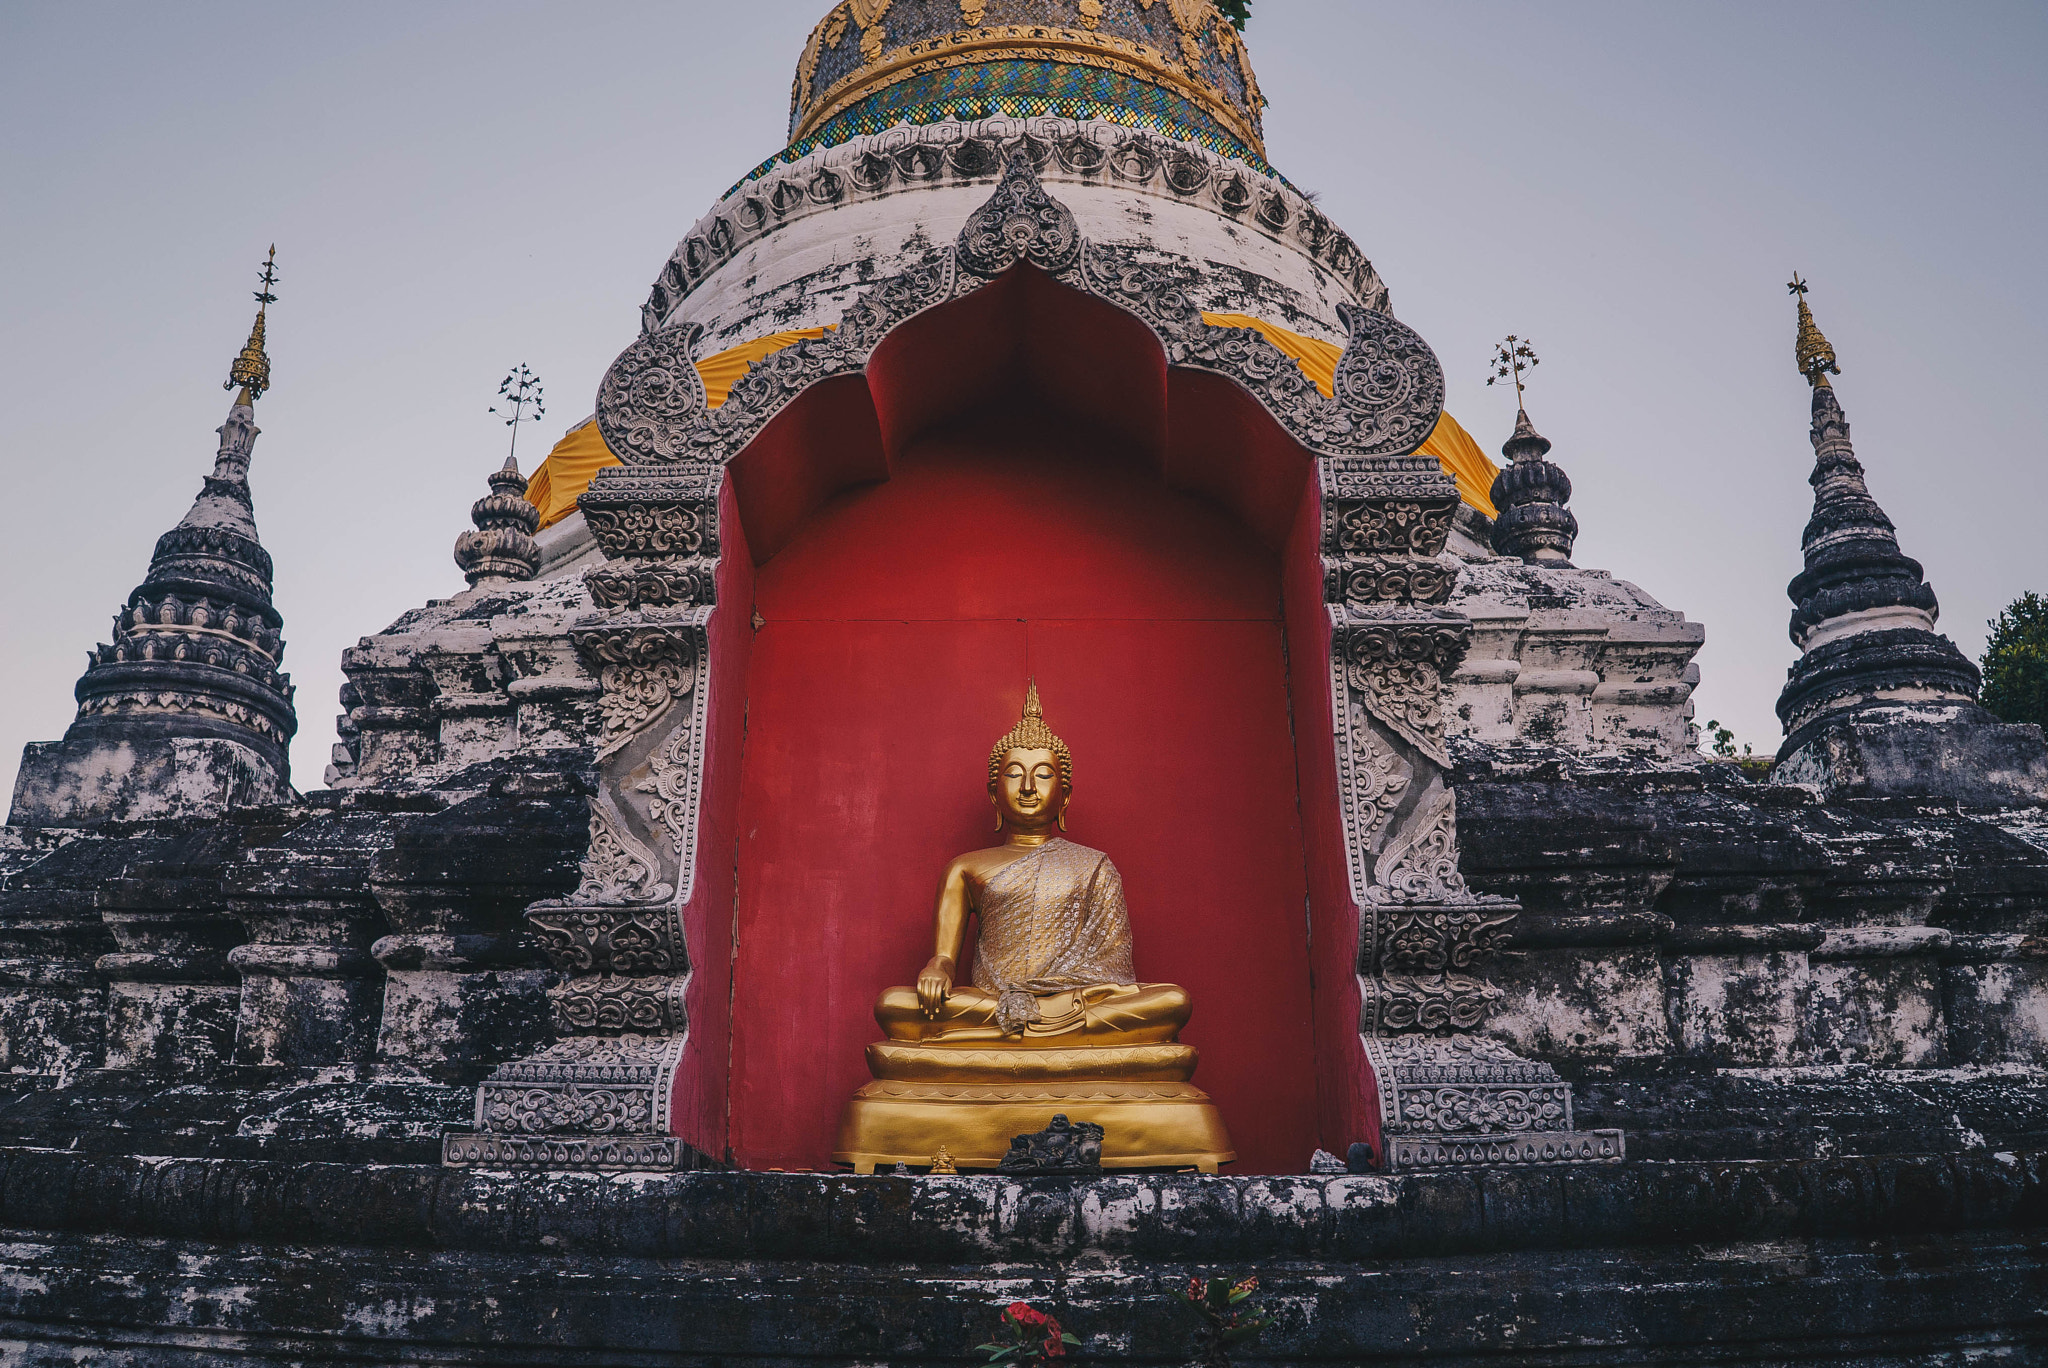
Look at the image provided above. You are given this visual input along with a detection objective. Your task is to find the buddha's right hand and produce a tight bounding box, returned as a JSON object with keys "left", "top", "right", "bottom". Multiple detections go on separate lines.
{"left": 916, "top": 956, "right": 955, "bottom": 1018}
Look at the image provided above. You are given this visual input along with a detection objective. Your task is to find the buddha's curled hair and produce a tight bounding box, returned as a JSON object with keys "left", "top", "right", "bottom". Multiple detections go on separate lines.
{"left": 987, "top": 679, "right": 1074, "bottom": 791}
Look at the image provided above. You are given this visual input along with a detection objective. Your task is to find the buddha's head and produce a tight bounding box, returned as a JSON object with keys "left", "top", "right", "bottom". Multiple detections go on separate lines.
{"left": 987, "top": 680, "right": 1073, "bottom": 834}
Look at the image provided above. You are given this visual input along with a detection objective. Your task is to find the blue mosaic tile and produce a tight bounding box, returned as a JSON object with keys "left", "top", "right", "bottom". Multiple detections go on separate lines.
{"left": 734, "top": 57, "right": 1278, "bottom": 194}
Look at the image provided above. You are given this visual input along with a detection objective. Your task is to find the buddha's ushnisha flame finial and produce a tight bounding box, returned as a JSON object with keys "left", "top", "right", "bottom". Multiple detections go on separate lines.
{"left": 987, "top": 678, "right": 1074, "bottom": 790}
{"left": 1789, "top": 273, "right": 1839, "bottom": 389}
{"left": 226, "top": 245, "right": 278, "bottom": 405}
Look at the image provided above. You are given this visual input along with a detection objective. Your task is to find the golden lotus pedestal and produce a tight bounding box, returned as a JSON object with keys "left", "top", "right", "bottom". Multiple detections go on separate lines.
{"left": 833, "top": 1041, "right": 1235, "bottom": 1174}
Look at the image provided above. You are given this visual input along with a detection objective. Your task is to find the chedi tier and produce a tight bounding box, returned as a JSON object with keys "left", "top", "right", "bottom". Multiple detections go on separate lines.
{"left": 11, "top": 250, "right": 295, "bottom": 826}
{"left": 5, "top": 5, "right": 2048, "bottom": 1364}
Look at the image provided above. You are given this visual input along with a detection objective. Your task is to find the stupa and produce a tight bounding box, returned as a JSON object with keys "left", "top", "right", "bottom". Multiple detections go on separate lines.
{"left": 3, "top": 5, "right": 2047, "bottom": 1363}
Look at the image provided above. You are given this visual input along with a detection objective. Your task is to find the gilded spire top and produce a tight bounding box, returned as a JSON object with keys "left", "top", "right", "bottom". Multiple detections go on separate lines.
{"left": 226, "top": 246, "right": 278, "bottom": 404}
{"left": 1789, "top": 272, "right": 1839, "bottom": 389}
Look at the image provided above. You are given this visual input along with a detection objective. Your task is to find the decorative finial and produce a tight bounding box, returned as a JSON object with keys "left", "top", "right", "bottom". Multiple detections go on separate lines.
{"left": 490, "top": 364, "right": 546, "bottom": 464}
{"left": 1487, "top": 410, "right": 1578, "bottom": 566}
{"left": 453, "top": 453, "right": 541, "bottom": 588}
{"left": 1486, "top": 334, "right": 1540, "bottom": 409}
{"left": 225, "top": 245, "right": 278, "bottom": 404}
{"left": 1789, "top": 273, "right": 1839, "bottom": 389}
{"left": 987, "top": 678, "right": 1074, "bottom": 790}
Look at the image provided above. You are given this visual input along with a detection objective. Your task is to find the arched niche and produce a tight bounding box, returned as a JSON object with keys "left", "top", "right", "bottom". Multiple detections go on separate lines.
{"left": 698, "top": 266, "right": 1353, "bottom": 1174}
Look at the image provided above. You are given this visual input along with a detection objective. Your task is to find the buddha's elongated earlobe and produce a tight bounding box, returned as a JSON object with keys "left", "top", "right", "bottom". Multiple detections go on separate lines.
{"left": 1058, "top": 800, "right": 1069, "bottom": 832}
{"left": 993, "top": 798, "right": 1003, "bottom": 833}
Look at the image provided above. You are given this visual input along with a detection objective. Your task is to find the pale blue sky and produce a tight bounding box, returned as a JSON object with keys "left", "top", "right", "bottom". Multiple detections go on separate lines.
{"left": 2, "top": 1, "right": 2043, "bottom": 795}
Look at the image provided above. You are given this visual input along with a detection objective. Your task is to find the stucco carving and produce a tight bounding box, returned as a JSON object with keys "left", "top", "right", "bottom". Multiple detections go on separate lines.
{"left": 573, "top": 626, "right": 699, "bottom": 760}
{"left": 596, "top": 154, "right": 1442, "bottom": 476}
{"left": 1328, "top": 556, "right": 1456, "bottom": 606}
{"left": 957, "top": 152, "right": 1083, "bottom": 278}
{"left": 467, "top": 481, "right": 716, "bottom": 1166}
{"left": 585, "top": 562, "right": 717, "bottom": 610}
{"left": 551, "top": 973, "right": 687, "bottom": 1035}
{"left": 644, "top": 119, "right": 1385, "bottom": 331}
{"left": 528, "top": 901, "right": 684, "bottom": 977}
{"left": 1339, "top": 616, "right": 1471, "bottom": 764}
{"left": 594, "top": 323, "right": 711, "bottom": 464}
{"left": 561, "top": 796, "right": 673, "bottom": 906}
{"left": 470, "top": 1033, "right": 689, "bottom": 1150}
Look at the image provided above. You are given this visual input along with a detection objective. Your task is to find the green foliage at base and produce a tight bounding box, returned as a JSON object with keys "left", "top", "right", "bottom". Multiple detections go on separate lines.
{"left": 1983, "top": 592, "right": 2048, "bottom": 731}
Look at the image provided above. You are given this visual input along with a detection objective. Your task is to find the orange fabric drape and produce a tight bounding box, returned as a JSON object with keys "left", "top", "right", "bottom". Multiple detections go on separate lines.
{"left": 525, "top": 315, "right": 1501, "bottom": 530}
{"left": 1416, "top": 409, "right": 1499, "bottom": 519}
{"left": 1201, "top": 311, "right": 1499, "bottom": 517}
{"left": 523, "top": 327, "right": 832, "bottom": 530}
{"left": 695, "top": 326, "right": 832, "bottom": 407}
{"left": 523, "top": 418, "right": 610, "bottom": 531}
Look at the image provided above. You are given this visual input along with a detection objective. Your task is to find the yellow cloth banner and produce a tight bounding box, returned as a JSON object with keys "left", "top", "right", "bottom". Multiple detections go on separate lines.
{"left": 525, "top": 328, "right": 832, "bottom": 530}
{"left": 1200, "top": 312, "right": 1499, "bottom": 517}
{"left": 525, "top": 316, "right": 1499, "bottom": 530}
{"left": 696, "top": 326, "right": 834, "bottom": 408}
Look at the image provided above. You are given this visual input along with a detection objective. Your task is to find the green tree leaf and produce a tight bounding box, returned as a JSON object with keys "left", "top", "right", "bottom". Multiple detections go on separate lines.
{"left": 1983, "top": 592, "right": 2048, "bottom": 731}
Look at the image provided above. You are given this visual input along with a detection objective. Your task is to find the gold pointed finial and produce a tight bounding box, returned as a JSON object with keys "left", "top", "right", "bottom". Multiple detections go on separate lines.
{"left": 226, "top": 245, "right": 278, "bottom": 404}
{"left": 1788, "top": 272, "right": 1838, "bottom": 389}
{"left": 987, "top": 678, "right": 1073, "bottom": 789}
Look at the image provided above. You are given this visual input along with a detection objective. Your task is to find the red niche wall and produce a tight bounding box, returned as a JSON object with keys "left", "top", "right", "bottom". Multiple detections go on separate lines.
{"left": 710, "top": 268, "right": 1361, "bottom": 1174}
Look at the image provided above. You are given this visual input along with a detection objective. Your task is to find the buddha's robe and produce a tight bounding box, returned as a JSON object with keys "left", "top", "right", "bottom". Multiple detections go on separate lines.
{"left": 876, "top": 838, "right": 1190, "bottom": 1045}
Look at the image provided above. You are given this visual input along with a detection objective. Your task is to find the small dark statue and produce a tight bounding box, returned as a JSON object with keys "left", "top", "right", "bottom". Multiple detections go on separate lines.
{"left": 997, "top": 1115, "right": 1104, "bottom": 1175}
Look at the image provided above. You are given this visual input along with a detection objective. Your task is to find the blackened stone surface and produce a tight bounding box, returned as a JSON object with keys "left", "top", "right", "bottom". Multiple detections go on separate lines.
{"left": 9, "top": 736, "right": 291, "bottom": 828}
{"left": 0, "top": 1153, "right": 2046, "bottom": 1364}
{"left": 0, "top": 827, "right": 114, "bottom": 1074}
{"left": 1778, "top": 701, "right": 2048, "bottom": 806}
{"left": 0, "top": 1072, "right": 469, "bottom": 1165}
{"left": 227, "top": 807, "right": 401, "bottom": 1067}
{"left": 1452, "top": 752, "right": 2048, "bottom": 1126}
{"left": 1575, "top": 1068, "right": 2048, "bottom": 1162}
{"left": 368, "top": 782, "right": 585, "bottom": 1076}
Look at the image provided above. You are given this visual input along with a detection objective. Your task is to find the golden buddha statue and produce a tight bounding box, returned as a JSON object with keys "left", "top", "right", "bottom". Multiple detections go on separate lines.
{"left": 834, "top": 684, "right": 1234, "bottom": 1173}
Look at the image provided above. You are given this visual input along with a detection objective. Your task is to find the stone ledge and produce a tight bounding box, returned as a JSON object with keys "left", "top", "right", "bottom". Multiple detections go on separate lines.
{"left": 0, "top": 1144, "right": 2042, "bottom": 1266}
{"left": 0, "top": 1226, "right": 2043, "bottom": 1366}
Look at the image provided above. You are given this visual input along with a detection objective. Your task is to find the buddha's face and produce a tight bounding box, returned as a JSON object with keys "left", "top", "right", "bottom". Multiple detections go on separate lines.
{"left": 991, "top": 746, "right": 1066, "bottom": 832}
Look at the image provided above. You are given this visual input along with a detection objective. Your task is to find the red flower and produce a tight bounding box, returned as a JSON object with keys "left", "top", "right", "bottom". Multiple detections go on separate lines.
{"left": 1233, "top": 1275, "right": 1259, "bottom": 1296}
{"left": 1043, "top": 1332, "right": 1067, "bottom": 1357}
{"left": 1006, "top": 1302, "right": 1049, "bottom": 1329}
{"left": 1186, "top": 1275, "right": 1205, "bottom": 1301}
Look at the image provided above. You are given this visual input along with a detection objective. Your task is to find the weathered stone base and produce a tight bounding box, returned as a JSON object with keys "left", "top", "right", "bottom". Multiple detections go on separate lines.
{"left": 1776, "top": 702, "right": 2048, "bottom": 806}
{"left": 8, "top": 737, "right": 291, "bottom": 827}
{"left": 100, "top": 981, "right": 239, "bottom": 1074}
{"left": 1, "top": 1148, "right": 2046, "bottom": 1364}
